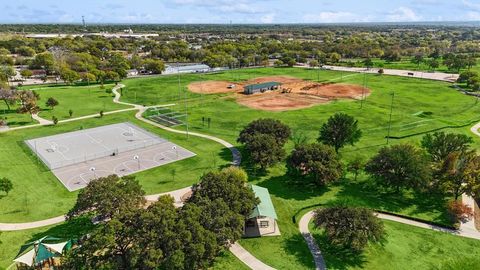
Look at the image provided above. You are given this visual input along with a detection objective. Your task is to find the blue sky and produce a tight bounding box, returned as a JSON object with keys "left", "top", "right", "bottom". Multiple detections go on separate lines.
{"left": 2, "top": 0, "right": 480, "bottom": 24}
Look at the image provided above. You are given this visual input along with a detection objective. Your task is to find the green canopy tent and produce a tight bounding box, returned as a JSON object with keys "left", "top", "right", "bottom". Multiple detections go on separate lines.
{"left": 13, "top": 236, "right": 73, "bottom": 269}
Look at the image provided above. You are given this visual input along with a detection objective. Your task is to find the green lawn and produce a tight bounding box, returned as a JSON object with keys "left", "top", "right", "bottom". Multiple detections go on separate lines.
{"left": 119, "top": 67, "right": 480, "bottom": 269}
{"left": 338, "top": 57, "right": 480, "bottom": 74}
{"left": 310, "top": 220, "right": 480, "bottom": 270}
{"left": 1, "top": 68, "right": 480, "bottom": 269}
{"left": 0, "top": 111, "right": 230, "bottom": 223}
{"left": 25, "top": 84, "right": 129, "bottom": 120}
{"left": 0, "top": 84, "right": 130, "bottom": 127}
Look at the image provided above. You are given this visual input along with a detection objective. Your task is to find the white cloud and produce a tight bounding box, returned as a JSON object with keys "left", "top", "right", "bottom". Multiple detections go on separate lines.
{"left": 463, "top": 0, "right": 480, "bottom": 11}
{"left": 260, "top": 13, "right": 275, "bottom": 23}
{"left": 172, "top": 0, "right": 264, "bottom": 14}
{"left": 303, "top": 11, "right": 363, "bottom": 23}
{"left": 466, "top": 11, "right": 480, "bottom": 21}
{"left": 386, "top": 7, "right": 421, "bottom": 22}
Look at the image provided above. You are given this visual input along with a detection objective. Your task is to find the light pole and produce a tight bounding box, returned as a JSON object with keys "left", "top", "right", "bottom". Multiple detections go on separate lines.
{"left": 133, "top": 155, "right": 140, "bottom": 170}
{"left": 89, "top": 167, "right": 96, "bottom": 179}
{"left": 172, "top": 145, "right": 178, "bottom": 159}
{"left": 360, "top": 71, "right": 367, "bottom": 109}
{"left": 386, "top": 92, "right": 395, "bottom": 145}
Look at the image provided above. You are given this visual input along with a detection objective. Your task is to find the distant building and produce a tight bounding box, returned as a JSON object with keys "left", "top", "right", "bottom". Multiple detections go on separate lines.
{"left": 243, "top": 185, "right": 280, "bottom": 237}
{"left": 163, "top": 64, "right": 211, "bottom": 74}
{"left": 243, "top": 82, "right": 281, "bottom": 95}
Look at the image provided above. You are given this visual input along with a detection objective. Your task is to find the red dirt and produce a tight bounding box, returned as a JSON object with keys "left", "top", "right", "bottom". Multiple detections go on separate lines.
{"left": 188, "top": 76, "right": 370, "bottom": 111}
{"left": 188, "top": 81, "right": 239, "bottom": 94}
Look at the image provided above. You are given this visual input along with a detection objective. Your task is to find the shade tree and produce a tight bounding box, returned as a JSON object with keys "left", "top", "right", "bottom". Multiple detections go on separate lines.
{"left": 365, "top": 144, "right": 431, "bottom": 192}
{"left": 238, "top": 118, "right": 291, "bottom": 146}
{"left": 0, "top": 177, "right": 13, "bottom": 195}
{"left": 318, "top": 113, "right": 362, "bottom": 153}
{"left": 66, "top": 174, "right": 146, "bottom": 220}
{"left": 421, "top": 131, "right": 473, "bottom": 163}
{"left": 287, "top": 143, "right": 343, "bottom": 186}
{"left": 45, "top": 97, "right": 59, "bottom": 110}
{"left": 313, "top": 206, "right": 384, "bottom": 252}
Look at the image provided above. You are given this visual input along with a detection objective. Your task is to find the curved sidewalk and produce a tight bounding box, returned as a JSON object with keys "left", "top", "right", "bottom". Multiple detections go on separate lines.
{"left": 298, "top": 211, "right": 326, "bottom": 270}
{"left": 300, "top": 207, "right": 480, "bottom": 270}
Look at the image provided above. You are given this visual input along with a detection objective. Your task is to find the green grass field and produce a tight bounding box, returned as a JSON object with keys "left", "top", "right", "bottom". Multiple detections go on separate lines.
{"left": 310, "top": 220, "right": 480, "bottom": 270}
{"left": 0, "top": 84, "right": 130, "bottom": 127}
{"left": 337, "top": 57, "right": 480, "bottom": 74}
{"left": 1, "top": 67, "right": 480, "bottom": 269}
{"left": 119, "top": 67, "right": 480, "bottom": 269}
{"left": 0, "top": 111, "right": 230, "bottom": 223}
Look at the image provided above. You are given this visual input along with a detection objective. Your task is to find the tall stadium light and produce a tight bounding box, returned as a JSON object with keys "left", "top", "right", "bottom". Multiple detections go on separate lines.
{"left": 386, "top": 92, "right": 395, "bottom": 145}
{"left": 184, "top": 87, "right": 189, "bottom": 139}
{"left": 361, "top": 71, "right": 367, "bottom": 109}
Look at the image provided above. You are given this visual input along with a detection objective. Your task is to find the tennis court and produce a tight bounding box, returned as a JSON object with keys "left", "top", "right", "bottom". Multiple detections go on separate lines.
{"left": 25, "top": 122, "right": 196, "bottom": 191}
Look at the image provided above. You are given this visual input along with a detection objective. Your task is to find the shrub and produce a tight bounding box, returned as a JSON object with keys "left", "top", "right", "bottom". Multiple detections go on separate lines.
{"left": 447, "top": 200, "right": 473, "bottom": 224}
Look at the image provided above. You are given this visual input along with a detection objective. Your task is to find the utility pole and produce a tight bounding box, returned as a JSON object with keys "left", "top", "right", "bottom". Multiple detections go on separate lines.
{"left": 184, "top": 87, "right": 189, "bottom": 139}
{"left": 317, "top": 56, "right": 320, "bottom": 82}
{"left": 386, "top": 92, "right": 395, "bottom": 145}
{"left": 360, "top": 71, "right": 366, "bottom": 109}
{"left": 82, "top": 16, "right": 86, "bottom": 32}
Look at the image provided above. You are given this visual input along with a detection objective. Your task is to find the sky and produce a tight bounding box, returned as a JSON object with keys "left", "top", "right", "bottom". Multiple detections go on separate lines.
{"left": 1, "top": 0, "right": 480, "bottom": 24}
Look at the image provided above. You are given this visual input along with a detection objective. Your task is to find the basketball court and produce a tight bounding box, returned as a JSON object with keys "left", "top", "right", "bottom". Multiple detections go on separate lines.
{"left": 25, "top": 122, "right": 196, "bottom": 191}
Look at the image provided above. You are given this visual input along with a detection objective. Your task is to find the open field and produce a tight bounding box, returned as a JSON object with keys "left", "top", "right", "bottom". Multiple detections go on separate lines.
{"left": 1, "top": 67, "right": 480, "bottom": 269}
{"left": 310, "top": 220, "right": 480, "bottom": 269}
{"left": 0, "top": 111, "right": 230, "bottom": 222}
{"left": 337, "top": 57, "right": 480, "bottom": 74}
{"left": 0, "top": 84, "right": 129, "bottom": 127}
{"left": 120, "top": 67, "right": 480, "bottom": 269}
{"left": 122, "top": 67, "right": 480, "bottom": 151}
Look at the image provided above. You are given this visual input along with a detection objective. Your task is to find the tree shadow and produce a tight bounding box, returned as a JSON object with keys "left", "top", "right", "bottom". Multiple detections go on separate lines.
{"left": 256, "top": 174, "right": 331, "bottom": 201}
{"left": 311, "top": 231, "right": 368, "bottom": 270}
{"left": 23, "top": 217, "right": 95, "bottom": 248}
{"left": 7, "top": 121, "right": 34, "bottom": 126}
{"left": 219, "top": 147, "right": 235, "bottom": 164}
{"left": 331, "top": 178, "right": 451, "bottom": 225}
{"left": 283, "top": 234, "right": 318, "bottom": 269}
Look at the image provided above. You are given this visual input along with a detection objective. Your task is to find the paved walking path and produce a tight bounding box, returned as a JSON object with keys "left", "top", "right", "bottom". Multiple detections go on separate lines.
{"left": 298, "top": 211, "right": 326, "bottom": 270}
{"left": 300, "top": 205, "right": 480, "bottom": 270}
{"left": 471, "top": 122, "right": 480, "bottom": 137}
{"left": 229, "top": 243, "right": 275, "bottom": 270}
{"left": 32, "top": 113, "right": 52, "bottom": 125}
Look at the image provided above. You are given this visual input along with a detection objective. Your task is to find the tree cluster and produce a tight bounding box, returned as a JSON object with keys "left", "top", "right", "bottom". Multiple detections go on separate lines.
{"left": 363, "top": 131, "right": 480, "bottom": 204}
{"left": 64, "top": 168, "right": 258, "bottom": 270}
{"left": 238, "top": 118, "right": 291, "bottom": 170}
